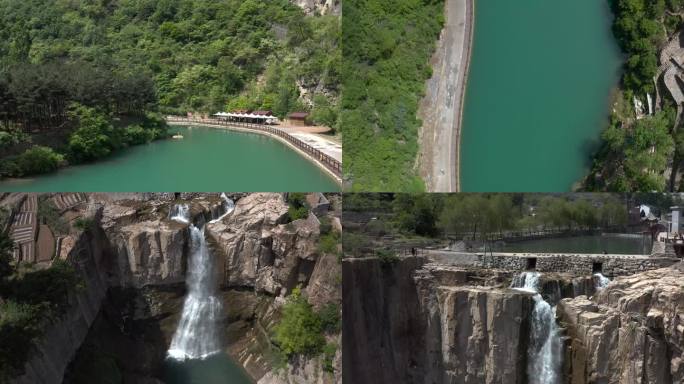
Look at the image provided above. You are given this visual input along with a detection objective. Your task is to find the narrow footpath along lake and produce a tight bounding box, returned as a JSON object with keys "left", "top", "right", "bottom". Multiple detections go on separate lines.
{"left": 0, "top": 126, "right": 339, "bottom": 192}
{"left": 460, "top": 0, "right": 622, "bottom": 191}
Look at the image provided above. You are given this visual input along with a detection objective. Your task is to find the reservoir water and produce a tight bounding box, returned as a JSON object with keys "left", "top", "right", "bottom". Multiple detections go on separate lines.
{"left": 496, "top": 234, "right": 651, "bottom": 255}
{"left": 461, "top": 0, "right": 622, "bottom": 191}
{"left": 0, "top": 126, "right": 339, "bottom": 192}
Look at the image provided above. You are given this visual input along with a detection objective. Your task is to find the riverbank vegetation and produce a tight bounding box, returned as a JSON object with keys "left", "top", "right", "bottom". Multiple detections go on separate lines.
{"left": 586, "top": 0, "right": 684, "bottom": 191}
{"left": 341, "top": 0, "right": 445, "bottom": 191}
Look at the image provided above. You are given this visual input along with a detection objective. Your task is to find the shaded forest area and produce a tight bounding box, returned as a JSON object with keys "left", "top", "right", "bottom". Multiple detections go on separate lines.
{"left": 0, "top": 0, "right": 339, "bottom": 179}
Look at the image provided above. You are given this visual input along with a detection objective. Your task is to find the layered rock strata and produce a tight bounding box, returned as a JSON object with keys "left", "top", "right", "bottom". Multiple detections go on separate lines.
{"left": 558, "top": 266, "right": 684, "bottom": 384}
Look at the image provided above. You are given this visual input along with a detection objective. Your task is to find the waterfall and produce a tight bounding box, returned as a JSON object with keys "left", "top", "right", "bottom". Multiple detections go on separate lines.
{"left": 167, "top": 225, "right": 222, "bottom": 360}
{"left": 170, "top": 204, "right": 190, "bottom": 223}
{"left": 594, "top": 273, "right": 611, "bottom": 290}
{"left": 209, "top": 193, "right": 235, "bottom": 224}
{"left": 511, "top": 272, "right": 562, "bottom": 384}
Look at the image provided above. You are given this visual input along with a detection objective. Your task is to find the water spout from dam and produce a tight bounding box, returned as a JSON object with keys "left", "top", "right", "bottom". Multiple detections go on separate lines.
{"left": 594, "top": 273, "right": 611, "bottom": 290}
{"left": 512, "top": 272, "right": 561, "bottom": 384}
{"left": 167, "top": 224, "right": 222, "bottom": 360}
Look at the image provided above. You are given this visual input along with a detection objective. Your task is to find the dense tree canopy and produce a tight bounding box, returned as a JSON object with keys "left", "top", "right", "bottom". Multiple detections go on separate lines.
{"left": 0, "top": 0, "right": 339, "bottom": 118}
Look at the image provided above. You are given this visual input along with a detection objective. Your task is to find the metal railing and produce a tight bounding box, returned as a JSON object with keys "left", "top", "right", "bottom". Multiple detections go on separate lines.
{"left": 166, "top": 116, "right": 342, "bottom": 178}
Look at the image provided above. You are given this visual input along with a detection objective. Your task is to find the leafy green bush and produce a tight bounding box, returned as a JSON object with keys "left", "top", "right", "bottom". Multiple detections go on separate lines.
{"left": 322, "top": 343, "right": 337, "bottom": 373}
{"left": 376, "top": 249, "right": 399, "bottom": 265}
{"left": 273, "top": 287, "right": 325, "bottom": 356}
{"left": 0, "top": 300, "right": 42, "bottom": 379}
{"left": 287, "top": 193, "right": 310, "bottom": 221}
{"left": 317, "top": 303, "right": 341, "bottom": 333}
{"left": 123, "top": 125, "right": 154, "bottom": 145}
{"left": 73, "top": 217, "right": 94, "bottom": 231}
{"left": 14, "top": 146, "right": 65, "bottom": 176}
{"left": 68, "top": 104, "right": 121, "bottom": 163}
{"left": 10, "top": 261, "right": 81, "bottom": 313}
{"left": 318, "top": 231, "right": 340, "bottom": 255}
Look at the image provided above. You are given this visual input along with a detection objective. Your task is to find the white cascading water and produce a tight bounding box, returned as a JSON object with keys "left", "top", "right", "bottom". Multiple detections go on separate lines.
{"left": 511, "top": 272, "right": 562, "bottom": 384}
{"left": 594, "top": 273, "right": 611, "bottom": 290}
{"left": 209, "top": 193, "right": 235, "bottom": 224}
{"left": 167, "top": 204, "right": 223, "bottom": 360}
{"left": 170, "top": 204, "right": 190, "bottom": 223}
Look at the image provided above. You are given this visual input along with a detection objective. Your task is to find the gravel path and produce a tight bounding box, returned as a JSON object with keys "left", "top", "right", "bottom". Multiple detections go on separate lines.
{"left": 418, "top": 0, "right": 474, "bottom": 192}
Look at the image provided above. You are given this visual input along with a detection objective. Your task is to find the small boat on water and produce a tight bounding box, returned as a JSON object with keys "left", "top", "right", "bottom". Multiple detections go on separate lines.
{"left": 172, "top": 133, "right": 184, "bottom": 139}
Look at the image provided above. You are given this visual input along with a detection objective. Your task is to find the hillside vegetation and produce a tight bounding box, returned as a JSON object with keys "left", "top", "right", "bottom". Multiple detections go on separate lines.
{"left": 586, "top": 0, "right": 684, "bottom": 191}
{"left": 341, "top": 0, "right": 445, "bottom": 191}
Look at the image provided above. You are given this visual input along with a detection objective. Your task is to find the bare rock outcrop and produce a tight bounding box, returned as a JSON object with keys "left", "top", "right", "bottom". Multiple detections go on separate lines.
{"left": 291, "top": 0, "right": 340, "bottom": 15}
{"left": 558, "top": 267, "right": 684, "bottom": 384}
{"left": 343, "top": 257, "right": 535, "bottom": 384}
{"left": 206, "top": 193, "right": 324, "bottom": 296}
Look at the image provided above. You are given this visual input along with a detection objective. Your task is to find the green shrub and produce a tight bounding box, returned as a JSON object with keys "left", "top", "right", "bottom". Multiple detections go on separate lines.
{"left": 376, "top": 249, "right": 399, "bottom": 265}
{"left": 68, "top": 104, "right": 121, "bottom": 163}
{"left": 14, "top": 146, "right": 65, "bottom": 176}
{"left": 0, "top": 300, "right": 42, "bottom": 378}
{"left": 287, "top": 193, "right": 310, "bottom": 221}
{"left": 123, "top": 125, "right": 155, "bottom": 145}
{"left": 319, "top": 216, "right": 333, "bottom": 235}
{"left": 273, "top": 287, "right": 325, "bottom": 356}
{"left": 10, "top": 261, "right": 81, "bottom": 313}
{"left": 73, "top": 217, "right": 94, "bottom": 231}
{"left": 317, "top": 303, "right": 341, "bottom": 333}
{"left": 318, "top": 231, "right": 340, "bottom": 255}
{"left": 322, "top": 343, "right": 337, "bottom": 373}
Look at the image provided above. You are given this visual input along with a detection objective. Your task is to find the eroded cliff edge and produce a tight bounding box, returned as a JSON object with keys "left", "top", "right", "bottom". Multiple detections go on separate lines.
{"left": 558, "top": 265, "right": 684, "bottom": 384}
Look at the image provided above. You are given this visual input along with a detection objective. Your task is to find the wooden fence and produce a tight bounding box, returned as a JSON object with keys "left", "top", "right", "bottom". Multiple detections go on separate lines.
{"left": 166, "top": 116, "right": 342, "bottom": 178}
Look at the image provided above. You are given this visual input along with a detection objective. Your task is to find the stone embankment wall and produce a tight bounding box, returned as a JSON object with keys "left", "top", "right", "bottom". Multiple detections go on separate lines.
{"left": 478, "top": 253, "right": 679, "bottom": 277}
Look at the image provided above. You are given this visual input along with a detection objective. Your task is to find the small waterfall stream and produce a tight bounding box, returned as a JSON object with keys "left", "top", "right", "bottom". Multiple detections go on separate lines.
{"left": 512, "top": 272, "right": 562, "bottom": 384}
{"left": 594, "top": 273, "right": 611, "bottom": 290}
{"left": 167, "top": 203, "right": 223, "bottom": 360}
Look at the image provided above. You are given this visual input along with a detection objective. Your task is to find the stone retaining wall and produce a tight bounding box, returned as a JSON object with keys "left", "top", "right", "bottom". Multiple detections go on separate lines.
{"left": 477, "top": 253, "right": 679, "bottom": 277}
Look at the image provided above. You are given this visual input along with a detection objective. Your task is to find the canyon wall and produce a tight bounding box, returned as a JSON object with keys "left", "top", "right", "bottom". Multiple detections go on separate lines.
{"left": 558, "top": 265, "right": 684, "bottom": 384}
{"left": 9, "top": 193, "right": 341, "bottom": 384}
{"left": 343, "top": 258, "right": 542, "bottom": 384}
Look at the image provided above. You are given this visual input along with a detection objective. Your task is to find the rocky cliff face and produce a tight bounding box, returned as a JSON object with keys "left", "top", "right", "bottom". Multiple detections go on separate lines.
{"left": 11, "top": 227, "right": 110, "bottom": 384}
{"left": 343, "top": 257, "right": 609, "bottom": 384}
{"left": 343, "top": 258, "right": 537, "bottom": 384}
{"left": 558, "top": 266, "right": 684, "bottom": 384}
{"left": 8, "top": 193, "right": 341, "bottom": 384}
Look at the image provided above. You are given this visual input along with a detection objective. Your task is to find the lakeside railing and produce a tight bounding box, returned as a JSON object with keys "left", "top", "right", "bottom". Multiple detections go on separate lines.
{"left": 166, "top": 116, "right": 342, "bottom": 179}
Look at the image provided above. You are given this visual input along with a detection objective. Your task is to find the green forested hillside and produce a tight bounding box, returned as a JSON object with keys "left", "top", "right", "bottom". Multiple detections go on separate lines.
{"left": 341, "top": 0, "right": 444, "bottom": 191}
{"left": 0, "top": 0, "right": 339, "bottom": 116}
{"left": 0, "top": 0, "right": 339, "bottom": 178}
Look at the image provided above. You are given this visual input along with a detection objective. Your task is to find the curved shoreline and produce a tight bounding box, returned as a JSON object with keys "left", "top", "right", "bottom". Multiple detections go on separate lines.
{"left": 417, "top": 0, "right": 474, "bottom": 192}
{"left": 167, "top": 119, "right": 342, "bottom": 186}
